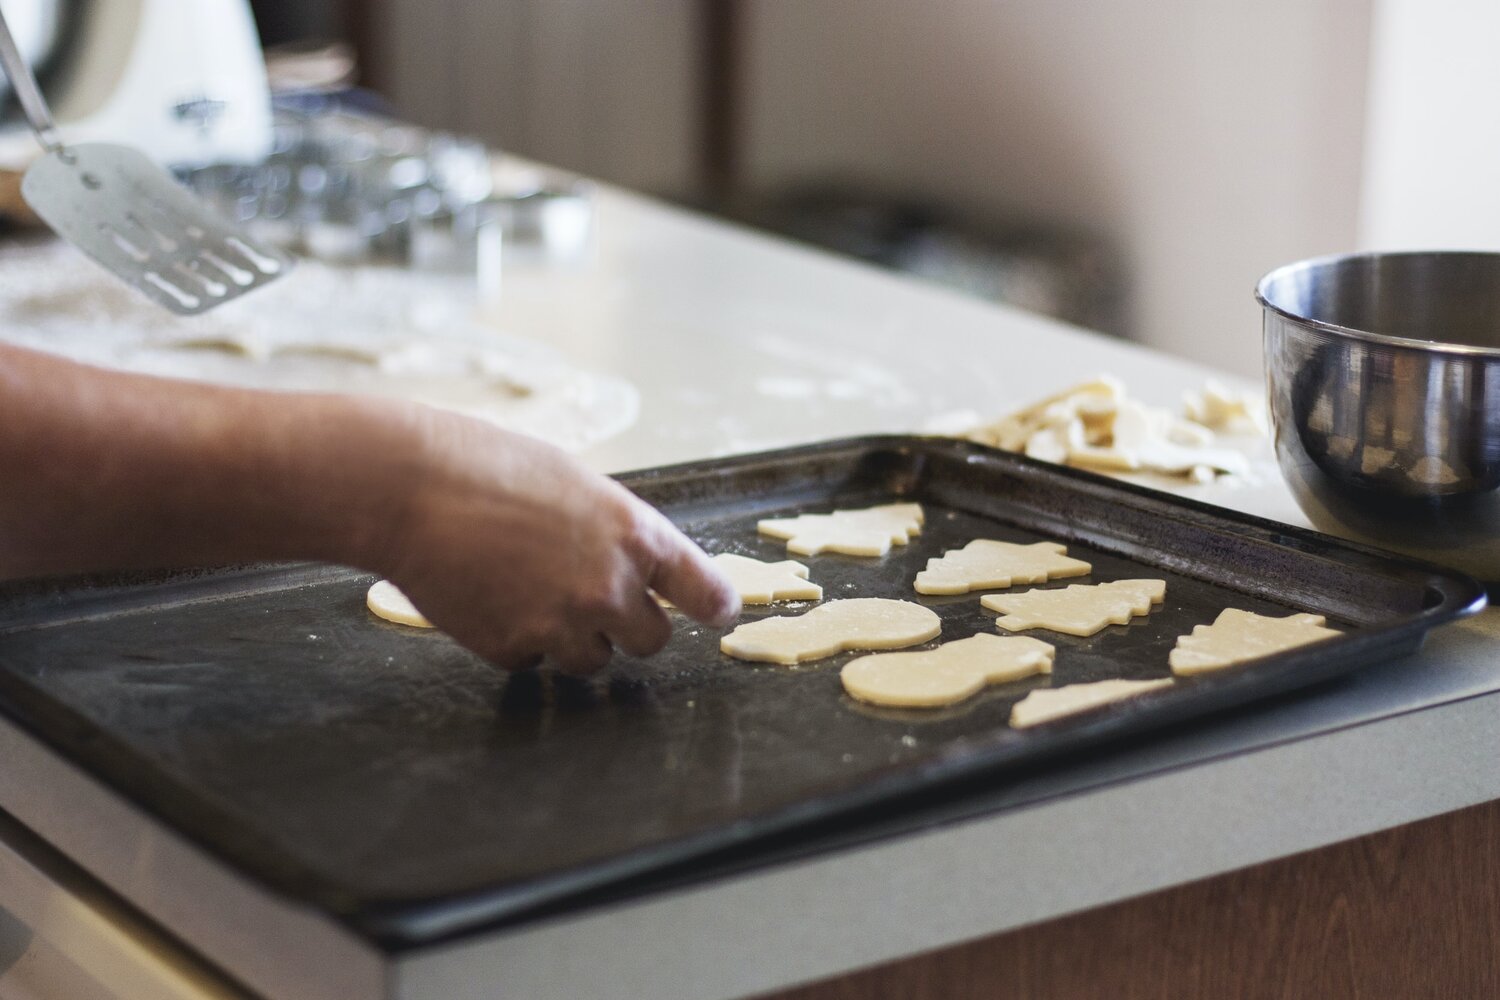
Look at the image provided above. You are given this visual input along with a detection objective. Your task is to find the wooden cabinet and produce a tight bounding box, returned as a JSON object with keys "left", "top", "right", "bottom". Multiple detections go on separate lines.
{"left": 774, "top": 799, "right": 1500, "bottom": 999}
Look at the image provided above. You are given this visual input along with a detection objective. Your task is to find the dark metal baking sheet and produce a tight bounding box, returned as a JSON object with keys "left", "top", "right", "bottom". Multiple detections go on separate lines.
{"left": 0, "top": 436, "right": 1482, "bottom": 947}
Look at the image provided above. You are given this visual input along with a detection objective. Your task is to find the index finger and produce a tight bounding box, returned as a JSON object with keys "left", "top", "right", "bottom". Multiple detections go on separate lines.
{"left": 645, "top": 517, "right": 741, "bottom": 628}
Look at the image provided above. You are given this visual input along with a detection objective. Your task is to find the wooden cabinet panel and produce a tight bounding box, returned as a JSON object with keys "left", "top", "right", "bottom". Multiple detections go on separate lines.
{"left": 772, "top": 799, "right": 1500, "bottom": 1000}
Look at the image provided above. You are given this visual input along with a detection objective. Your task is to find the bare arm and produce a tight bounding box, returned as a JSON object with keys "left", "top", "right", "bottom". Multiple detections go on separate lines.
{"left": 0, "top": 342, "right": 739, "bottom": 671}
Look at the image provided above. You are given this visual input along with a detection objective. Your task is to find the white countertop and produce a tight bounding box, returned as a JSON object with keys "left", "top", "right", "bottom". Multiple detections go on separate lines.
{"left": 2, "top": 175, "right": 1497, "bottom": 1000}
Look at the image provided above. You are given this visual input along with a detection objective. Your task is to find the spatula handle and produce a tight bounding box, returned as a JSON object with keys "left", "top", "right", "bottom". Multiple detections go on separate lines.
{"left": 0, "top": 7, "right": 60, "bottom": 152}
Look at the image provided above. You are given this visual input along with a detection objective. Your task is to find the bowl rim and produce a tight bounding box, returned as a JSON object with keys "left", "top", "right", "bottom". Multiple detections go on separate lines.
{"left": 1255, "top": 249, "right": 1500, "bottom": 359}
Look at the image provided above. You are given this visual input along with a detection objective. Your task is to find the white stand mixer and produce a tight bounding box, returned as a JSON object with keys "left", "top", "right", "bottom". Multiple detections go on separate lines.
{"left": 0, "top": 0, "right": 272, "bottom": 169}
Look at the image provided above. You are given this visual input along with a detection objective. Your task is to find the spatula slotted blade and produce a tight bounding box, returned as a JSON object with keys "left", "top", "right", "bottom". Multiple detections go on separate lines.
{"left": 20, "top": 143, "right": 294, "bottom": 315}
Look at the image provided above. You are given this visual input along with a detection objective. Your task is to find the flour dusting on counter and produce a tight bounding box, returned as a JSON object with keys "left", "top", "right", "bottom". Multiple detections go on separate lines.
{"left": 0, "top": 240, "right": 638, "bottom": 452}
{"left": 752, "top": 334, "right": 919, "bottom": 409}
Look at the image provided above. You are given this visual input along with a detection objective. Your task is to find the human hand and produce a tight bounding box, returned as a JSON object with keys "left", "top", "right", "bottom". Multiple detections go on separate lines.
{"left": 365, "top": 406, "right": 740, "bottom": 673}
{"left": 0, "top": 345, "right": 737, "bottom": 668}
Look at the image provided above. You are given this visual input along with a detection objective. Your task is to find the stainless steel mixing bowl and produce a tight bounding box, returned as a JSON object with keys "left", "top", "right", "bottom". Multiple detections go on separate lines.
{"left": 1259, "top": 251, "right": 1500, "bottom": 581}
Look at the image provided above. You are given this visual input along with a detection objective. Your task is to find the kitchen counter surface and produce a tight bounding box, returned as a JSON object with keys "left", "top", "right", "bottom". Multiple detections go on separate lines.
{"left": 2, "top": 173, "right": 1498, "bottom": 1000}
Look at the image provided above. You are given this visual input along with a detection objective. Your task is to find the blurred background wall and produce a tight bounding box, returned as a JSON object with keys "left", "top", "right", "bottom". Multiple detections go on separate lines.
{"left": 256, "top": 0, "right": 1497, "bottom": 379}
{"left": 1359, "top": 1, "right": 1500, "bottom": 251}
{"left": 731, "top": 0, "right": 1368, "bottom": 376}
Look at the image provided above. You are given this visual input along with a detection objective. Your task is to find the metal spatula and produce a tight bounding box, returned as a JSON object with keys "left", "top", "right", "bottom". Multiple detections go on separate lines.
{"left": 0, "top": 8, "right": 292, "bottom": 315}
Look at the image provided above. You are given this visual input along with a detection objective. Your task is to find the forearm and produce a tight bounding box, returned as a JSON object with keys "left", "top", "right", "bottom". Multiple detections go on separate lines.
{"left": 0, "top": 343, "right": 410, "bottom": 579}
{"left": 0, "top": 341, "right": 738, "bottom": 672}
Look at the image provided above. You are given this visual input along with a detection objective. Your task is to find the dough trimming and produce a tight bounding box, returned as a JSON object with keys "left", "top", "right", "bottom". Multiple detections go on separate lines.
{"left": 366, "top": 579, "right": 434, "bottom": 628}
{"left": 1009, "top": 678, "right": 1174, "bottom": 728}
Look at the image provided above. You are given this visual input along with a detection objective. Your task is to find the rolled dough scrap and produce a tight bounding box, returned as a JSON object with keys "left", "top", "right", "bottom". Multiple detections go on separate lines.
{"left": 1068, "top": 399, "right": 1250, "bottom": 478}
{"left": 1113, "top": 399, "right": 1247, "bottom": 472}
{"left": 982, "top": 579, "right": 1166, "bottom": 636}
{"left": 272, "top": 341, "right": 389, "bottom": 366}
{"left": 913, "top": 539, "right": 1091, "bottom": 595}
{"left": 1010, "top": 678, "right": 1174, "bottom": 728}
{"left": 1183, "top": 379, "right": 1268, "bottom": 434}
{"left": 961, "top": 375, "right": 1257, "bottom": 481}
{"left": 0, "top": 244, "right": 640, "bottom": 455}
{"left": 162, "top": 332, "right": 273, "bottom": 360}
{"left": 966, "top": 376, "right": 1126, "bottom": 452}
{"left": 757, "top": 503, "right": 924, "bottom": 557}
{"left": 841, "top": 634, "right": 1055, "bottom": 707}
{"left": 1170, "top": 608, "right": 1339, "bottom": 675}
{"left": 366, "top": 580, "right": 434, "bottom": 628}
{"left": 662, "top": 553, "right": 822, "bottom": 606}
{"left": 721, "top": 598, "right": 941, "bottom": 665}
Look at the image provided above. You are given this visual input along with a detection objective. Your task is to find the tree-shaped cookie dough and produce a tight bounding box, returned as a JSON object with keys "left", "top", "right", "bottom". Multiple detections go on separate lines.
{"left": 721, "top": 598, "right": 941, "bottom": 665}
{"left": 705, "top": 553, "right": 822, "bottom": 604}
{"left": 1170, "top": 608, "right": 1338, "bottom": 675}
{"left": 1010, "top": 678, "right": 1174, "bottom": 728}
{"left": 914, "top": 539, "right": 1091, "bottom": 595}
{"left": 757, "top": 503, "right": 923, "bottom": 557}
{"left": 982, "top": 579, "right": 1166, "bottom": 636}
{"left": 841, "top": 634, "right": 1055, "bottom": 707}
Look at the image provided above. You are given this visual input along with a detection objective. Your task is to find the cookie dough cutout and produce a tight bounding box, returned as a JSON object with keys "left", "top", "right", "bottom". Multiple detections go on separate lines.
{"left": 841, "top": 634, "right": 1055, "bottom": 708}
{"left": 367, "top": 580, "right": 434, "bottom": 629}
{"left": 914, "top": 539, "right": 1091, "bottom": 595}
{"left": 1170, "top": 608, "right": 1339, "bottom": 675}
{"left": 757, "top": 503, "right": 924, "bottom": 557}
{"left": 982, "top": 579, "right": 1166, "bottom": 636}
{"left": 662, "top": 553, "right": 822, "bottom": 607}
{"left": 1010, "top": 678, "right": 1174, "bottom": 728}
{"left": 721, "top": 598, "right": 941, "bottom": 665}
